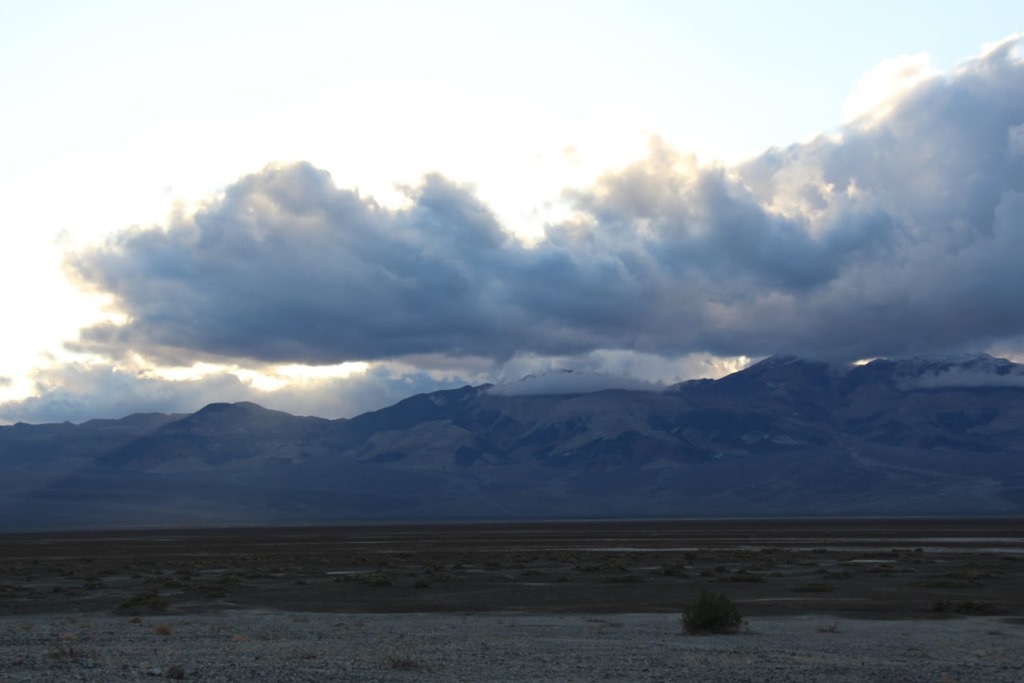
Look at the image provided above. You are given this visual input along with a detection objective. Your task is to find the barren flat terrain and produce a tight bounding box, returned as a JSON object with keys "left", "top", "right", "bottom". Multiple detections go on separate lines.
{"left": 2, "top": 519, "right": 1022, "bottom": 617}
{"left": 1, "top": 519, "right": 1022, "bottom": 680}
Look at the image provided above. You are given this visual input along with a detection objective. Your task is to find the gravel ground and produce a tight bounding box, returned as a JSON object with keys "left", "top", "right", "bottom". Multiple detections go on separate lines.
{"left": 1, "top": 611, "right": 1021, "bottom": 682}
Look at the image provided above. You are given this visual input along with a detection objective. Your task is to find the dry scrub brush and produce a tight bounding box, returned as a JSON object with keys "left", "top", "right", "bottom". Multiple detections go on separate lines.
{"left": 681, "top": 591, "right": 745, "bottom": 635}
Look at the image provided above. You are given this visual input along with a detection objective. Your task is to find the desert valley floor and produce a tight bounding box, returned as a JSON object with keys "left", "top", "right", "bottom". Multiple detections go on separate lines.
{"left": 1, "top": 519, "right": 1022, "bottom": 680}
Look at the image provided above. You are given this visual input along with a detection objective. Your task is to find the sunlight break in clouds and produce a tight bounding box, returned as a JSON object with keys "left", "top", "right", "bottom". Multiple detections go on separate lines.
{"left": 841, "top": 53, "right": 938, "bottom": 124}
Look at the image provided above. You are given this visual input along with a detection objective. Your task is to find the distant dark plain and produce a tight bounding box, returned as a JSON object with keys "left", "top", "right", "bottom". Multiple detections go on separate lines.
{"left": 1, "top": 518, "right": 1021, "bottom": 621}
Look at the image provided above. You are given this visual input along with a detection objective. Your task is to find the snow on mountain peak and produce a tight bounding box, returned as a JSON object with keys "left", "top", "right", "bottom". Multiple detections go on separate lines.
{"left": 487, "top": 370, "right": 660, "bottom": 397}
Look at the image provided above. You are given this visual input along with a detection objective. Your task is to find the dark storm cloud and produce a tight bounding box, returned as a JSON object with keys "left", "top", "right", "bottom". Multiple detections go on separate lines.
{"left": 67, "top": 37, "right": 1024, "bottom": 365}
{"left": 69, "top": 167, "right": 526, "bottom": 364}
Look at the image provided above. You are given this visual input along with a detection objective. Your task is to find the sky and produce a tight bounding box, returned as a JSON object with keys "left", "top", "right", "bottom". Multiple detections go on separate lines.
{"left": 1, "top": 1, "right": 1023, "bottom": 423}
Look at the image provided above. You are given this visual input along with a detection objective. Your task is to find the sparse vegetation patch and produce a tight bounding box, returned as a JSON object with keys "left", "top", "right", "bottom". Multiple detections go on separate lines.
{"left": 931, "top": 599, "right": 998, "bottom": 615}
{"left": 791, "top": 582, "right": 834, "bottom": 593}
{"left": 681, "top": 591, "right": 744, "bottom": 635}
{"left": 116, "top": 589, "right": 169, "bottom": 614}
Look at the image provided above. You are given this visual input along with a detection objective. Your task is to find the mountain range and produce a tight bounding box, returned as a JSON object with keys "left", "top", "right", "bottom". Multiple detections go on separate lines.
{"left": 2, "top": 354, "right": 1024, "bottom": 530}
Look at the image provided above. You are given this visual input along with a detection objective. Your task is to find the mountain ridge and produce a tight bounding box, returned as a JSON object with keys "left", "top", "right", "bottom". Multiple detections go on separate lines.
{"left": 2, "top": 353, "right": 1023, "bottom": 529}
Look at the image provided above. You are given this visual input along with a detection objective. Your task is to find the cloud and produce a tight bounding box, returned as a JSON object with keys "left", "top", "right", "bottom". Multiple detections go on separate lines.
{"left": 841, "top": 52, "right": 938, "bottom": 124}
{"left": 64, "top": 36, "right": 1024, "bottom": 370}
{"left": 911, "top": 369, "right": 1024, "bottom": 390}
{"left": 0, "top": 363, "right": 250, "bottom": 424}
{"left": 493, "top": 349, "right": 746, "bottom": 387}
{"left": 0, "top": 362, "right": 467, "bottom": 424}
{"left": 0, "top": 348, "right": 739, "bottom": 424}
{"left": 66, "top": 167, "right": 521, "bottom": 365}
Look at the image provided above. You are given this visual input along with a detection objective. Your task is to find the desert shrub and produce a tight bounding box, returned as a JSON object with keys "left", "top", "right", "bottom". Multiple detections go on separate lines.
{"left": 655, "top": 563, "right": 687, "bottom": 577}
{"left": 718, "top": 572, "right": 765, "bottom": 583}
{"left": 199, "top": 585, "right": 228, "bottom": 598}
{"left": 931, "top": 598, "right": 997, "bottom": 614}
{"left": 48, "top": 635, "right": 85, "bottom": 660}
{"left": 680, "top": 591, "right": 744, "bottom": 634}
{"left": 387, "top": 656, "right": 424, "bottom": 671}
{"left": 116, "top": 589, "right": 168, "bottom": 614}
{"left": 603, "top": 574, "right": 644, "bottom": 584}
{"left": 217, "top": 572, "right": 243, "bottom": 588}
{"left": 817, "top": 569, "right": 851, "bottom": 579}
{"left": 941, "top": 568, "right": 1001, "bottom": 580}
{"left": 914, "top": 579, "right": 981, "bottom": 588}
{"left": 954, "top": 600, "right": 997, "bottom": 615}
{"left": 791, "top": 582, "right": 834, "bottom": 593}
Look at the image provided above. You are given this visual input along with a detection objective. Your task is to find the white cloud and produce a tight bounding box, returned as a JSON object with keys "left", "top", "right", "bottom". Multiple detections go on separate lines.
{"left": 841, "top": 53, "right": 938, "bottom": 124}
{"left": 912, "top": 369, "right": 1024, "bottom": 389}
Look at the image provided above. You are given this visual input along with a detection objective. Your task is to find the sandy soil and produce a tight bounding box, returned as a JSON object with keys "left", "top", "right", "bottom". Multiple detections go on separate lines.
{"left": 1, "top": 610, "right": 1022, "bottom": 682}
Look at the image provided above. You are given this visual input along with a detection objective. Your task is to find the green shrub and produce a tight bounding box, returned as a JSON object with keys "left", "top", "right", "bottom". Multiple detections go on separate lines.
{"left": 680, "top": 591, "right": 744, "bottom": 634}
